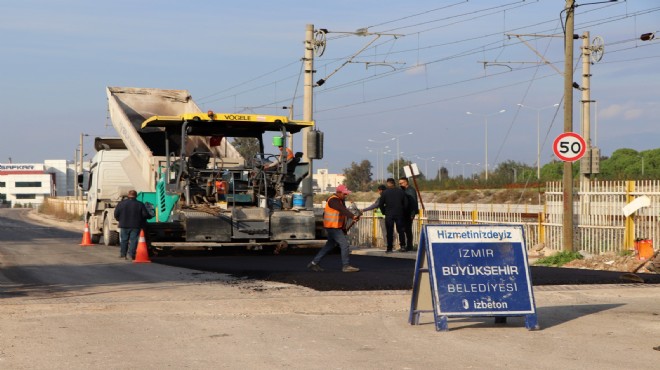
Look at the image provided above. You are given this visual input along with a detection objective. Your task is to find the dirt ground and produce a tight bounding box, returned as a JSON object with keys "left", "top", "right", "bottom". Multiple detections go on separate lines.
{"left": 562, "top": 252, "right": 657, "bottom": 273}
{"left": 333, "top": 188, "right": 542, "bottom": 205}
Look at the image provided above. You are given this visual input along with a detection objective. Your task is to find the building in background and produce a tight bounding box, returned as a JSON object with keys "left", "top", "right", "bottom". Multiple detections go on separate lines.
{"left": 0, "top": 163, "right": 55, "bottom": 207}
{"left": 313, "top": 169, "right": 345, "bottom": 193}
{"left": 0, "top": 161, "right": 80, "bottom": 207}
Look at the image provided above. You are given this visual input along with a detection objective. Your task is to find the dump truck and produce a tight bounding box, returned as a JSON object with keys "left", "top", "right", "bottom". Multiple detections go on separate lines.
{"left": 82, "top": 86, "right": 324, "bottom": 252}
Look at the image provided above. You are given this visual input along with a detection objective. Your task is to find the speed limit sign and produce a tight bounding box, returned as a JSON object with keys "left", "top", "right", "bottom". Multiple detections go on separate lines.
{"left": 553, "top": 132, "right": 586, "bottom": 162}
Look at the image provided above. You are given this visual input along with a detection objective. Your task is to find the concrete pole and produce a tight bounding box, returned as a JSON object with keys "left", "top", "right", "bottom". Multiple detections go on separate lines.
{"left": 287, "top": 105, "right": 294, "bottom": 150}
{"left": 74, "top": 148, "right": 78, "bottom": 198}
{"left": 580, "top": 31, "right": 591, "bottom": 188}
{"left": 79, "top": 133, "right": 84, "bottom": 201}
{"left": 536, "top": 110, "right": 541, "bottom": 179}
{"left": 302, "top": 24, "right": 314, "bottom": 208}
{"left": 484, "top": 116, "right": 488, "bottom": 181}
{"left": 562, "top": 0, "right": 575, "bottom": 252}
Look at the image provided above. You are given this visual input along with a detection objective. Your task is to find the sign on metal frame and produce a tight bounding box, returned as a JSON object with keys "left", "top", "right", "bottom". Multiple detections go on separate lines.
{"left": 409, "top": 224, "right": 539, "bottom": 331}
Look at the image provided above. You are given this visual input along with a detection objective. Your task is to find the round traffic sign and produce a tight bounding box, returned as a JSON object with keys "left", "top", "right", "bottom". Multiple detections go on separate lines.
{"left": 553, "top": 132, "right": 586, "bottom": 162}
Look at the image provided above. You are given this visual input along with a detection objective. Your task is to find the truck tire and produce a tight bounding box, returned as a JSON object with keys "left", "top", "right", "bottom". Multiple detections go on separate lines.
{"left": 91, "top": 234, "right": 101, "bottom": 244}
{"left": 103, "top": 217, "right": 120, "bottom": 246}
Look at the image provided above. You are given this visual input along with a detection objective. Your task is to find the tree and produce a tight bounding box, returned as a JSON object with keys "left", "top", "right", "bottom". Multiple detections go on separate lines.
{"left": 343, "top": 160, "right": 373, "bottom": 192}
{"left": 231, "top": 137, "right": 260, "bottom": 160}
{"left": 540, "top": 160, "right": 564, "bottom": 180}
{"left": 599, "top": 148, "right": 647, "bottom": 180}
{"left": 489, "top": 160, "right": 534, "bottom": 185}
{"left": 386, "top": 157, "right": 412, "bottom": 179}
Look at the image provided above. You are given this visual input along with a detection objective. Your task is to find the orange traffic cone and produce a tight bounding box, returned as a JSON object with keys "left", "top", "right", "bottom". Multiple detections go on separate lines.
{"left": 133, "top": 229, "right": 151, "bottom": 263}
{"left": 80, "top": 223, "right": 94, "bottom": 246}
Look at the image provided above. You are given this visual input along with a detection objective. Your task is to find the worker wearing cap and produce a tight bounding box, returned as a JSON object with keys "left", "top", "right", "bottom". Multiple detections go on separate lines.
{"left": 264, "top": 143, "right": 293, "bottom": 170}
{"left": 307, "top": 184, "right": 361, "bottom": 273}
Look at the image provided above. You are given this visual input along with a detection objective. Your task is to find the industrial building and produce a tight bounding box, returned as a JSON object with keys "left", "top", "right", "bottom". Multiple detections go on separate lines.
{"left": 0, "top": 161, "right": 77, "bottom": 207}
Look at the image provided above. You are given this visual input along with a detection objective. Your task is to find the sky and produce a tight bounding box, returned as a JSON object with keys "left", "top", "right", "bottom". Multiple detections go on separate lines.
{"left": 1, "top": 0, "right": 658, "bottom": 177}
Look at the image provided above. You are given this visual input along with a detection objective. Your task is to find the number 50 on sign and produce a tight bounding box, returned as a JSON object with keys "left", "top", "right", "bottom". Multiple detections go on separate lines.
{"left": 553, "top": 132, "right": 586, "bottom": 162}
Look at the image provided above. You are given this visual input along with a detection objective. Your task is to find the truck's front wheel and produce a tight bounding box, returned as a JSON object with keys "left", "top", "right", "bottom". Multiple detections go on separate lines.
{"left": 103, "top": 217, "right": 120, "bottom": 246}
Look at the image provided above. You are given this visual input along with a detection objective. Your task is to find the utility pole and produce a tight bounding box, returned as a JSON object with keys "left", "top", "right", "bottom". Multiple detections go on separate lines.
{"left": 562, "top": 0, "right": 575, "bottom": 252}
{"left": 74, "top": 148, "right": 79, "bottom": 198}
{"left": 579, "top": 31, "right": 604, "bottom": 186}
{"left": 302, "top": 24, "right": 314, "bottom": 208}
{"left": 580, "top": 31, "right": 592, "bottom": 188}
{"left": 79, "top": 133, "right": 84, "bottom": 200}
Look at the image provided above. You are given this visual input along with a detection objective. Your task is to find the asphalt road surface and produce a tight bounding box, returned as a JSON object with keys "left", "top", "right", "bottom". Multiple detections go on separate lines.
{"left": 2, "top": 209, "right": 660, "bottom": 370}
{"left": 3, "top": 208, "right": 659, "bottom": 292}
{"left": 151, "top": 251, "right": 660, "bottom": 291}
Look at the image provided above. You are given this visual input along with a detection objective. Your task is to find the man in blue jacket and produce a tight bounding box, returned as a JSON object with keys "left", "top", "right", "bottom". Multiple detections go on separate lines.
{"left": 114, "top": 190, "right": 150, "bottom": 260}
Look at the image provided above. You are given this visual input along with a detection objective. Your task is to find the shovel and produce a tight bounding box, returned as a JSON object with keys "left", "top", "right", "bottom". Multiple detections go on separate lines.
{"left": 619, "top": 249, "right": 659, "bottom": 283}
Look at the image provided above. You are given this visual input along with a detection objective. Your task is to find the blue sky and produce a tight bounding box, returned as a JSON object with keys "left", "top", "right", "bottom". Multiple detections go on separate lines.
{"left": 1, "top": 0, "right": 658, "bottom": 177}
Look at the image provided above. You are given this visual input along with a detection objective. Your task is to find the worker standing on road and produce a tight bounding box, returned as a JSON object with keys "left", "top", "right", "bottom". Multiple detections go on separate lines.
{"left": 114, "top": 190, "right": 150, "bottom": 260}
{"left": 399, "top": 176, "right": 419, "bottom": 252}
{"left": 377, "top": 178, "right": 408, "bottom": 253}
{"left": 307, "top": 184, "right": 361, "bottom": 273}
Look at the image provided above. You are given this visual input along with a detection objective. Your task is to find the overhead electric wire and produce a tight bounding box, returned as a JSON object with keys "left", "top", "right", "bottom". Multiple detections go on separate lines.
{"left": 316, "top": 61, "right": 562, "bottom": 118}
{"left": 376, "top": 0, "right": 531, "bottom": 34}
{"left": 308, "top": 6, "right": 658, "bottom": 110}
{"left": 364, "top": 0, "right": 468, "bottom": 30}
{"left": 196, "top": 59, "right": 300, "bottom": 103}
{"left": 199, "top": 1, "right": 657, "bottom": 120}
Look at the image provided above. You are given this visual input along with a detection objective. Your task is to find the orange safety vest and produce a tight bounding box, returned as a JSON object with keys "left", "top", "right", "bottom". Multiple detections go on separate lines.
{"left": 284, "top": 147, "right": 294, "bottom": 160}
{"left": 323, "top": 194, "right": 345, "bottom": 229}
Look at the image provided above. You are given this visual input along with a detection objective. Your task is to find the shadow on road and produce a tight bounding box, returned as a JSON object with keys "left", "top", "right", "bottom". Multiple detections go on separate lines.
{"left": 536, "top": 303, "right": 625, "bottom": 330}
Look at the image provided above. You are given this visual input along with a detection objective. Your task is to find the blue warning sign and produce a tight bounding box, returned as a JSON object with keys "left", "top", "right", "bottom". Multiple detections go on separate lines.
{"left": 409, "top": 224, "right": 539, "bottom": 331}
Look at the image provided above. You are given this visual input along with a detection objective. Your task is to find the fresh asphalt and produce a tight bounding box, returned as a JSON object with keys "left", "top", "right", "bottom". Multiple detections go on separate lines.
{"left": 151, "top": 247, "right": 660, "bottom": 291}
{"left": 14, "top": 208, "right": 660, "bottom": 291}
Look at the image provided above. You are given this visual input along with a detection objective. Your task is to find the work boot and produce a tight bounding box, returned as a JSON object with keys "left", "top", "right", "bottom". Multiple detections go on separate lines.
{"left": 342, "top": 265, "right": 360, "bottom": 273}
{"left": 307, "top": 262, "right": 324, "bottom": 272}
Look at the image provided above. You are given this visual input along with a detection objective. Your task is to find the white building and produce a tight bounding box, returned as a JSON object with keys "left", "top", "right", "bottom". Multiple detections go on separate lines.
{"left": 313, "top": 169, "right": 345, "bottom": 193}
{"left": 0, "top": 163, "right": 55, "bottom": 207}
{"left": 0, "top": 161, "right": 79, "bottom": 207}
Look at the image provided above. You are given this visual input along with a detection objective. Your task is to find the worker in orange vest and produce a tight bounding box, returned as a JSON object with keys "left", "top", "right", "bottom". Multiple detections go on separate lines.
{"left": 264, "top": 144, "right": 293, "bottom": 171}
{"left": 307, "top": 184, "right": 361, "bottom": 272}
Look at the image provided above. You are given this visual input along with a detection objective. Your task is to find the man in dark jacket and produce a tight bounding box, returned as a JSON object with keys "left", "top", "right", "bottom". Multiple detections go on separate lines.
{"left": 399, "top": 176, "right": 419, "bottom": 252}
{"left": 377, "top": 178, "right": 408, "bottom": 253}
{"left": 114, "top": 190, "right": 151, "bottom": 260}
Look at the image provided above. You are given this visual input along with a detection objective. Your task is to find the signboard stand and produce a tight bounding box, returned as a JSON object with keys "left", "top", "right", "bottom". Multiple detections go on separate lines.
{"left": 409, "top": 224, "right": 539, "bottom": 332}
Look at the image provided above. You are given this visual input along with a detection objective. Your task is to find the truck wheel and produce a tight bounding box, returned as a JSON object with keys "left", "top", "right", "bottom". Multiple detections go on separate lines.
{"left": 91, "top": 234, "right": 101, "bottom": 244}
{"left": 103, "top": 217, "right": 119, "bottom": 246}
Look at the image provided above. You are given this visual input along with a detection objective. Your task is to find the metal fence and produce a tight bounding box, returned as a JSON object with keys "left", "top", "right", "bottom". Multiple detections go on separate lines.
{"left": 348, "top": 180, "right": 660, "bottom": 253}
{"left": 347, "top": 202, "right": 542, "bottom": 251}
{"left": 47, "top": 180, "right": 660, "bottom": 254}
{"left": 546, "top": 180, "right": 660, "bottom": 254}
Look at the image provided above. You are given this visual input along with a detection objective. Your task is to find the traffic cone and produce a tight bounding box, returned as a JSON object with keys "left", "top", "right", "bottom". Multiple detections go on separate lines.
{"left": 80, "top": 223, "right": 94, "bottom": 246}
{"left": 133, "top": 229, "right": 151, "bottom": 263}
